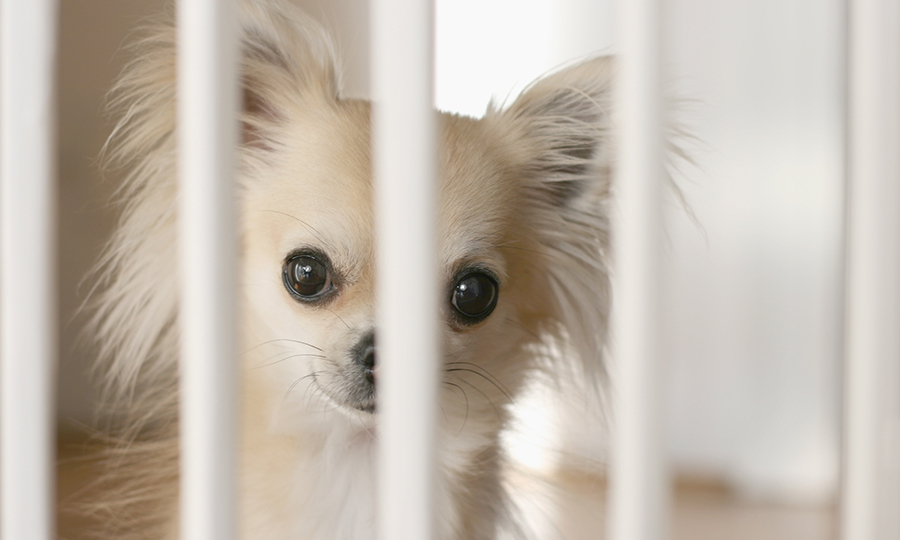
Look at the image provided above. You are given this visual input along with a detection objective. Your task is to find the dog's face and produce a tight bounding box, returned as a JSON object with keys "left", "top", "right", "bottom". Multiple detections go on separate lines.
{"left": 233, "top": 12, "right": 613, "bottom": 438}
{"left": 241, "top": 98, "right": 538, "bottom": 434}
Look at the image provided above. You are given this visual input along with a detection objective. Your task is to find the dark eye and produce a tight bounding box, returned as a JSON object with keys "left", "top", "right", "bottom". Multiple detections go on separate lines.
{"left": 283, "top": 253, "right": 333, "bottom": 301}
{"left": 451, "top": 271, "right": 499, "bottom": 323}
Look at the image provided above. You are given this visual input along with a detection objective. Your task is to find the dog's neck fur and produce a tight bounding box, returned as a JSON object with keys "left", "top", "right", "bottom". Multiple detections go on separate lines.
{"left": 238, "top": 374, "right": 508, "bottom": 540}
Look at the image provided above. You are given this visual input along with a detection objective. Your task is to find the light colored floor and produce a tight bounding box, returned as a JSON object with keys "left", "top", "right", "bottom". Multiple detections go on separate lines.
{"left": 57, "top": 434, "right": 836, "bottom": 540}
{"left": 546, "top": 471, "right": 836, "bottom": 540}
{"left": 58, "top": 436, "right": 105, "bottom": 540}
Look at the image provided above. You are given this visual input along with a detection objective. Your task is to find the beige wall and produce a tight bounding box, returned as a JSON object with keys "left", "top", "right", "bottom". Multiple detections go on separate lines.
{"left": 57, "top": 0, "right": 166, "bottom": 427}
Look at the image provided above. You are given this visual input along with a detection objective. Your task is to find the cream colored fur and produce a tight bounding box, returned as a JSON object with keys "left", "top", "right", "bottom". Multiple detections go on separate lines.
{"left": 89, "top": 1, "right": 614, "bottom": 538}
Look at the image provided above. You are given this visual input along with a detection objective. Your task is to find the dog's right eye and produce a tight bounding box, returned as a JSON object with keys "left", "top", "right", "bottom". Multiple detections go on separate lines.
{"left": 283, "top": 253, "right": 333, "bottom": 301}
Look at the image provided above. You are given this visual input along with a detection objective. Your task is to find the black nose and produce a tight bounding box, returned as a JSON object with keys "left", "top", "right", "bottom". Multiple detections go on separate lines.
{"left": 362, "top": 346, "right": 375, "bottom": 385}
{"left": 354, "top": 331, "right": 376, "bottom": 386}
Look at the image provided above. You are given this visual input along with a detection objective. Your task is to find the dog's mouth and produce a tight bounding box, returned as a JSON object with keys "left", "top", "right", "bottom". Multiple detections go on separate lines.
{"left": 311, "top": 371, "right": 376, "bottom": 415}
{"left": 305, "top": 332, "right": 377, "bottom": 415}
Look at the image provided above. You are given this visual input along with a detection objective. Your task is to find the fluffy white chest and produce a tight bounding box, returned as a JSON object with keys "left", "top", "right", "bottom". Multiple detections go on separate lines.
{"left": 241, "top": 420, "right": 381, "bottom": 540}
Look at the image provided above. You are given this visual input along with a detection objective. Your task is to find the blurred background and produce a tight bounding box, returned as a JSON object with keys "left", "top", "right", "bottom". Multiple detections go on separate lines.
{"left": 55, "top": 0, "right": 845, "bottom": 537}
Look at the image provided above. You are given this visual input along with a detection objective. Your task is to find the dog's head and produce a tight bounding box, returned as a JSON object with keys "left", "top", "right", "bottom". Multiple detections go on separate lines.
{"left": 235, "top": 4, "right": 613, "bottom": 438}
{"left": 96, "top": 1, "right": 612, "bottom": 445}
{"left": 85, "top": 6, "right": 615, "bottom": 539}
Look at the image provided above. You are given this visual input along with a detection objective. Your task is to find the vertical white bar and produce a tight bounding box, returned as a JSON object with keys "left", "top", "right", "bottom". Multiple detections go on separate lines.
{"left": 372, "top": 0, "right": 439, "bottom": 540}
{"left": 841, "top": 0, "right": 900, "bottom": 538}
{"left": 608, "top": 0, "right": 668, "bottom": 539}
{"left": 0, "top": 1, "right": 58, "bottom": 539}
{"left": 175, "top": 1, "right": 240, "bottom": 540}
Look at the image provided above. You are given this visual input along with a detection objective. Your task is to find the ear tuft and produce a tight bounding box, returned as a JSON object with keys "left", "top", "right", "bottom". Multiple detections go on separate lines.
{"left": 486, "top": 57, "right": 617, "bottom": 394}
{"left": 94, "top": 0, "right": 342, "bottom": 402}
{"left": 237, "top": 0, "right": 340, "bottom": 149}
{"left": 493, "top": 56, "right": 615, "bottom": 206}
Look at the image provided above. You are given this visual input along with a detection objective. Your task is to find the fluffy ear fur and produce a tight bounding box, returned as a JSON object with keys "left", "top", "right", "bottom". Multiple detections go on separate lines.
{"left": 92, "top": 0, "right": 340, "bottom": 428}
{"left": 239, "top": 0, "right": 338, "bottom": 149}
{"left": 498, "top": 57, "right": 615, "bottom": 205}
{"left": 488, "top": 57, "right": 616, "bottom": 391}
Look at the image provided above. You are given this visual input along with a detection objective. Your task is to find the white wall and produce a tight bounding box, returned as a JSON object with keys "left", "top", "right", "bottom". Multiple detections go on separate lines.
{"left": 661, "top": 0, "right": 844, "bottom": 501}
{"left": 435, "top": 0, "right": 615, "bottom": 116}
{"left": 429, "top": 0, "right": 845, "bottom": 502}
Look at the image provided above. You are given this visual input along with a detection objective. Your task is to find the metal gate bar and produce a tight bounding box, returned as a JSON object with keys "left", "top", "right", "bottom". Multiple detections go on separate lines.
{"left": 175, "top": 1, "right": 240, "bottom": 539}
{"left": 607, "top": 0, "right": 669, "bottom": 538}
{"left": 372, "top": 0, "right": 441, "bottom": 539}
{"left": 841, "top": 0, "right": 900, "bottom": 538}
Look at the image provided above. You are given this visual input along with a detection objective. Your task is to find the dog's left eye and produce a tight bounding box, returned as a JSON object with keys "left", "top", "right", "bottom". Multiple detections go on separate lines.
{"left": 283, "top": 253, "right": 333, "bottom": 301}
{"left": 451, "top": 271, "right": 499, "bottom": 324}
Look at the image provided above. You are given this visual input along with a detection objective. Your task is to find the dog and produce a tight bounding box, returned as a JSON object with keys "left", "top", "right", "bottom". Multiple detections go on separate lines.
{"left": 88, "top": 0, "right": 612, "bottom": 538}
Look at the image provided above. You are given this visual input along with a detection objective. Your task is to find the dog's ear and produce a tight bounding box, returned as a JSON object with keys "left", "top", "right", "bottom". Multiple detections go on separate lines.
{"left": 238, "top": 0, "right": 340, "bottom": 149}
{"left": 94, "top": 3, "right": 341, "bottom": 397}
{"left": 487, "top": 57, "right": 616, "bottom": 390}
{"left": 492, "top": 57, "right": 615, "bottom": 207}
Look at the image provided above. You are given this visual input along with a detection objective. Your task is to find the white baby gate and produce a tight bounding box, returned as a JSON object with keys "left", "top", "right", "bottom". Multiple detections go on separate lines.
{"left": 2, "top": 0, "right": 898, "bottom": 540}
